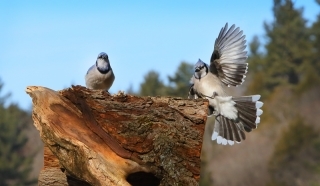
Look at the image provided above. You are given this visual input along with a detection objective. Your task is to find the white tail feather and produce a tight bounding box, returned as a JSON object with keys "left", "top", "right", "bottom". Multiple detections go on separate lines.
{"left": 256, "top": 101, "right": 263, "bottom": 108}
{"left": 252, "top": 95, "right": 261, "bottom": 102}
{"left": 211, "top": 131, "right": 218, "bottom": 140}
{"left": 257, "top": 109, "right": 263, "bottom": 116}
{"left": 217, "top": 136, "right": 223, "bottom": 144}
{"left": 255, "top": 117, "right": 260, "bottom": 124}
{"left": 222, "top": 139, "right": 228, "bottom": 145}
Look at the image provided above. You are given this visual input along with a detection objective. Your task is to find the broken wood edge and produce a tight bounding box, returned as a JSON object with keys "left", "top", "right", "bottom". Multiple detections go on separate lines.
{"left": 26, "top": 86, "right": 150, "bottom": 186}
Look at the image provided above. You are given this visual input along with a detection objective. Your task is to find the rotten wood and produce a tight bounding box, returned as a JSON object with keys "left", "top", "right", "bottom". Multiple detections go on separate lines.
{"left": 26, "top": 85, "right": 208, "bottom": 186}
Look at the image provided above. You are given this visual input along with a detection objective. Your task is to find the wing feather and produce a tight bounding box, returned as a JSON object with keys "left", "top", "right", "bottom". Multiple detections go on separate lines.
{"left": 210, "top": 23, "right": 248, "bottom": 87}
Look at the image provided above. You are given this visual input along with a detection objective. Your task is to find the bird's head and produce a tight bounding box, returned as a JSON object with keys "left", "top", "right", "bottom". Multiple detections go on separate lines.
{"left": 96, "top": 52, "right": 111, "bottom": 74}
{"left": 194, "top": 59, "right": 208, "bottom": 79}
{"left": 97, "top": 52, "right": 109, "bottom": 60}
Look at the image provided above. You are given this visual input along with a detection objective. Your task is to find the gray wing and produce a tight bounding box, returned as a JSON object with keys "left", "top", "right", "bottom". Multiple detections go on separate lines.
{"left": 210, "top": 23, "right": 248, "bottom": 87}
{"left": 86, "top": 65, "right": 95, "bottom": 75}
{"left": 188, "top": 76, "right": 198, "bottom": 99}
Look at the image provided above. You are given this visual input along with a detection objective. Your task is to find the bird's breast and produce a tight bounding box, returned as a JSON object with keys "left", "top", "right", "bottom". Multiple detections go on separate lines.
{"left": 85, "top": 68, "right": 115, "bottom": 90}
{"left": 193, "top": 74, "right": 226, "bottom": 97}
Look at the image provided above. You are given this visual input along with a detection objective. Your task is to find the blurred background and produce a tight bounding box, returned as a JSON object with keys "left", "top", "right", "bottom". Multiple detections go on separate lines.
{"left": 1, "top": 0, "right": 320, "bottom": 185}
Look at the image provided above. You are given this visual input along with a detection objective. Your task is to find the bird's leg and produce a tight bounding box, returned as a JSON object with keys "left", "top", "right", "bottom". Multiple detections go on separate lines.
{"left": 188, "top": 86, "right": 195, "bottom": 99}
{"left": 188, "top": 86, "right": 201, "bottom": 99}
{"left": 198, "top": 91, "right": 220, "bottom": 117}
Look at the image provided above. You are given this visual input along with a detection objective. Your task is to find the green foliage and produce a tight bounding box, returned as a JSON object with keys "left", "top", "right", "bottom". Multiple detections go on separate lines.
{"left": 247, "top": 0, "right": 317, "bottom": 96}
{"left": 240, "top": 1, "right": 320, "bottom": 185}
{"left": 265, "top": 0, "right": 311, "bottom": 85}
{"left": 311, "top": 14, "right": 320, "bottom": 69}
{"left": 246, "top": 36, "right": 269, "bottom": 97}
{"left": 247, "top": 36, "right": 264, "bottom": 72}
{"left": 139, "top": 70, "right": 168, "bottom": 96}
{"left": 166, "top": 62, "right": 193, "bottom": 98}
{"left": 138, "top": 62, "right": 193, "bottom": 98}
{"left": 0, "top": 80, "right": 37, "bottom": 186}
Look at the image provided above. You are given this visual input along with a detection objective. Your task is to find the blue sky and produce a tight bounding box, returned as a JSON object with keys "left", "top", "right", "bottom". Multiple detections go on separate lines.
{"left": 0, "top": 1, "right": 319, "bottom": 110}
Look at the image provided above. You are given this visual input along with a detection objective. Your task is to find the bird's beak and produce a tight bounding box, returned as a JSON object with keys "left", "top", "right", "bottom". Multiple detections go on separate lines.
{"left": 195, "top": 67, "right": 200, "bottom": 72}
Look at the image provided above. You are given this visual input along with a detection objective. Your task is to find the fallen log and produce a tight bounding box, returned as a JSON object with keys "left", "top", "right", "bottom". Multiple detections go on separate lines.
{"left": 26, "top": 85, "right": 208, "bottom": 186}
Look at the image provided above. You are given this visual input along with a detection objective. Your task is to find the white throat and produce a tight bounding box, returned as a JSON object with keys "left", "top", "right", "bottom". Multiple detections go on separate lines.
{"left": 96, "top": 58, "right": 109, "bottom": 69}
{"left": 194, "top": 70, "right": 207, "bottom": 79}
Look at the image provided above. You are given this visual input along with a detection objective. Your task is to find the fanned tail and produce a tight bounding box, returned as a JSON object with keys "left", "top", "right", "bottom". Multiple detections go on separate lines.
{"left": 233, "top": 95, "right": 263, "bottom": 132}
{"left": 211, "top": 115, "right": 246, "bottom": 145}
{"left": 211, "top": 95, "right": 263, "bottom": 145}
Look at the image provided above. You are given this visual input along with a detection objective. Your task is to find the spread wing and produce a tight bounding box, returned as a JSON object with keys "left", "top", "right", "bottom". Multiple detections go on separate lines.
{"left": 210, "top": 23, "right": 248, "bottom": 87}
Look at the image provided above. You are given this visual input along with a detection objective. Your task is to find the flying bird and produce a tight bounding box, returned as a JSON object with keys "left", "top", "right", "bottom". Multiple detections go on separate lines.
{"left": 85, "top": 52, "right": 115, "bottom": 91}
{"left": 189, "top": 23, "right": 263, "bottom": 145}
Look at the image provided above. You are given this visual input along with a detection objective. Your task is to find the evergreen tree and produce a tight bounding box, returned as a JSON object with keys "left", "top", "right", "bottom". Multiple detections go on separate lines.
{"left": 311, "top": 0, "right": 320, "bottom": 60}
{"left": 307, "top": 0, "right": 320, "bottom": 88}
{"left": 139, "top": 70, "right": 168, "bottom": 96}
{"left": 246, "top": 36, "right": 269, "bottom": 96}
{"left": 0, "top": 80, "right": 36, "bottom": 186}
{"left": 138, "top": 62, "right": 194, "bottom": 97}
{"left": 166, "top": 62, "right": 193, "bottom": 98}
{"left": 250, "top": 0, "right": 312, "bottom": 93}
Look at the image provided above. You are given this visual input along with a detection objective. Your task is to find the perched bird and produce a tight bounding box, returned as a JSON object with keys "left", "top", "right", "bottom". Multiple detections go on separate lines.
{"left": 189, "top": 23, "right": 263, "bottom": 145}
{"left": 85, "top": 52, "right": 115, "bottom": 91}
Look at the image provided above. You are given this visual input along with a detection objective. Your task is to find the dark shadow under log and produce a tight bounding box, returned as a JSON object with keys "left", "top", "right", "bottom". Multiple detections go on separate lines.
{"left": 26, "top": 85, "right": 208, "bottom": 186}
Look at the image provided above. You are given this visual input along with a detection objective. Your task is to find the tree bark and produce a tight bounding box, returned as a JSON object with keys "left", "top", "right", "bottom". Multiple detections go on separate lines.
{"left": 26, "top": 85, "right": 208, "bottom": 186}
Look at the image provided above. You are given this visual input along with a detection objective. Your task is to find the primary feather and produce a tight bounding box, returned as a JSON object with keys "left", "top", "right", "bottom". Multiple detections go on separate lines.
{"left": 210, "top": 23, "right": 248, "bottom": 87}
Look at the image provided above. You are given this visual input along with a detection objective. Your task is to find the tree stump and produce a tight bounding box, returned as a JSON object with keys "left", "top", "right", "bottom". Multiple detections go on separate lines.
{"left": 26, "top": 85, "right": 208, "bottom": 186}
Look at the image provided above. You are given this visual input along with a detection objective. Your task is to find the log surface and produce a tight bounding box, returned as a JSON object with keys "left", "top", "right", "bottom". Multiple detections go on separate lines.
{"left": 26, "top": 85, "right": 208, "bottom": 186}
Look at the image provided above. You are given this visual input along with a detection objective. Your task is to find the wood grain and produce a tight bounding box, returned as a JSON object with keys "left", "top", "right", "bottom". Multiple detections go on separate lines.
{"left": 26, "top": 85, "right": 208, "bottom": 186}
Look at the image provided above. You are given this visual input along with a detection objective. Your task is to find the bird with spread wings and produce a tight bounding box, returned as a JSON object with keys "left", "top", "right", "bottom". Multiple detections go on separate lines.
{"left": 189, "top": 23, "right": 263, "bottom": 145}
